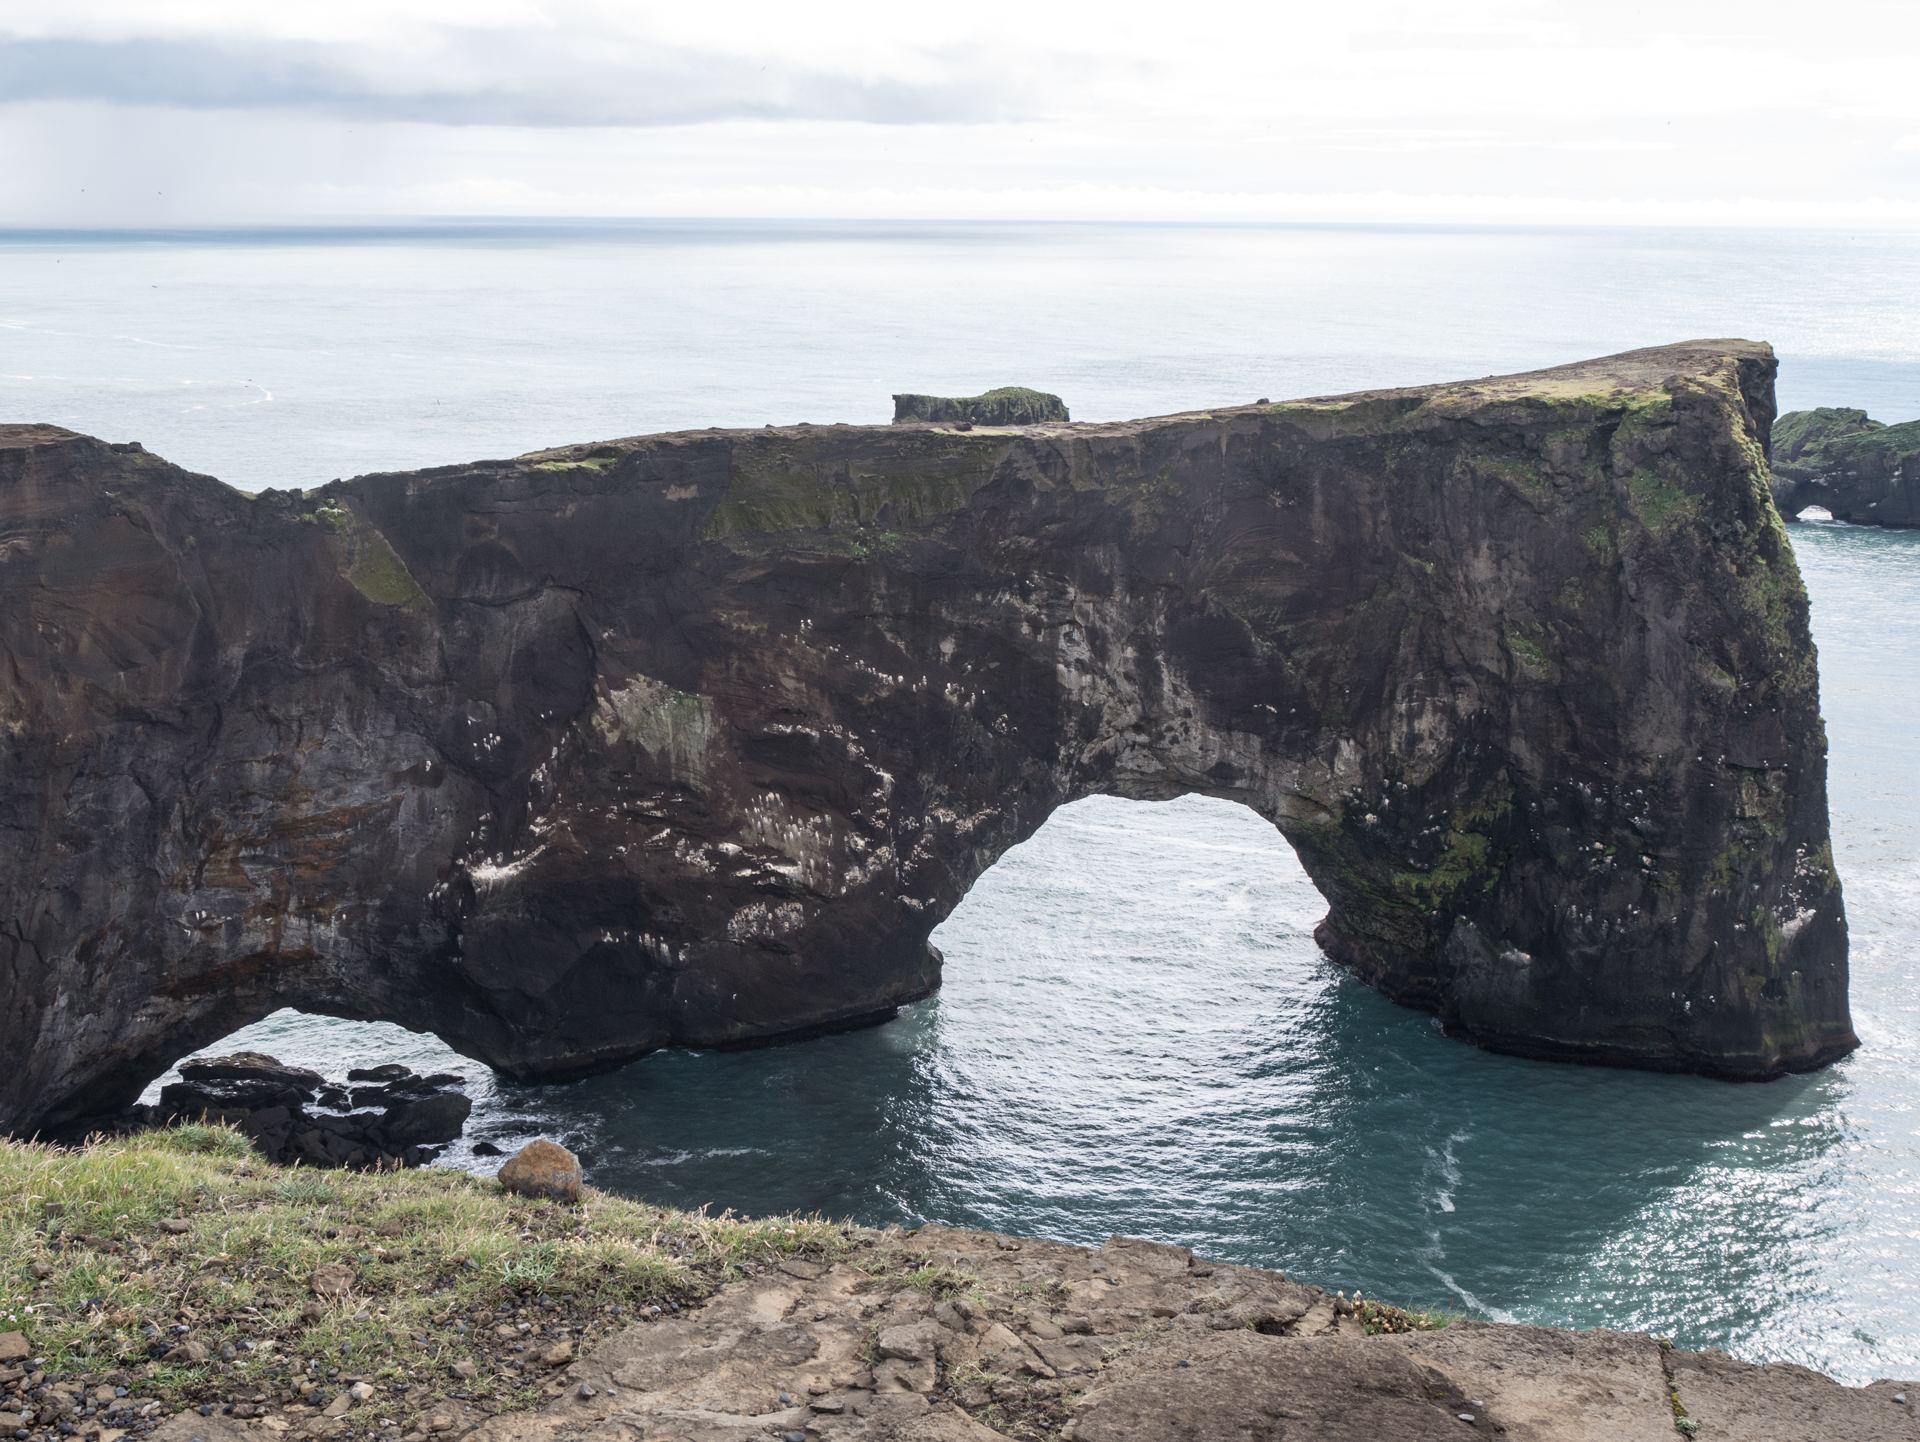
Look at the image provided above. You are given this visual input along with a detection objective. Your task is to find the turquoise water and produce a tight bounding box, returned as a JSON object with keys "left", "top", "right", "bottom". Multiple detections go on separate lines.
{"left": 12, "top": 221, "right": 1920, "bottom": 1384}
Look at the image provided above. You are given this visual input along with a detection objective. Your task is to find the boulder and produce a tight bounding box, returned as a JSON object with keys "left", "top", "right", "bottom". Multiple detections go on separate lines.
{"left": 346, "top": 1064, "right": 412, "bottom": 1083}
{"left": 498, "top": 1140, "right": 583, "bottom": 1203}
{"left": 179, "top": 1052, "right": 323, "bottom": 1090}
{"left": 382, "top": 1091, "right": 472, "bottom": 1145}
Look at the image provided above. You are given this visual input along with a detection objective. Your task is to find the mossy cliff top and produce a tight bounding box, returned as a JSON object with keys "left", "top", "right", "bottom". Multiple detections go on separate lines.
{"left": 0, "top": 1127, "right": 1450, "bottom": 1442}
{"left": 1772, "top": 404, "right": 1920, "bottom": 479}
{"left": 0, "top": 1125, "right": 842, "bottom": 1434}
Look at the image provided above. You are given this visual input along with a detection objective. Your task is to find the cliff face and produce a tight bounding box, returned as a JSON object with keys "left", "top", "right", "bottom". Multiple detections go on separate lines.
{"left": 0, "top": 340, "right": 1855, "bottom": 1136}
{"left": 1770, "top": 405, "right": 1920, "bottom": 525}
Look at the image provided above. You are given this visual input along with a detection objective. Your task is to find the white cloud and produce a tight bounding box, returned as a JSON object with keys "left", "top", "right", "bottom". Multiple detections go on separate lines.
{"left": 3, "top": 0, "right": 1920, "bottom": 222}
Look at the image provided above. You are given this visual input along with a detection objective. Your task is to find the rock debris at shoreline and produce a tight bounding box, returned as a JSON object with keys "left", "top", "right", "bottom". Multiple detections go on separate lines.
{"left": 63, "top": 1053, "right": 472, "bottom": 1171}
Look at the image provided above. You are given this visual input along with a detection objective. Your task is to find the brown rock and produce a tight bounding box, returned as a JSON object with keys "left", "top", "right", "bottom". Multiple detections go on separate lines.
{"left": 450, "top": 1361, "right": 477, "bottom": 1380}
{"left": 976, "top": 1322, "right": 1050, "bottom": 1377}
{"left": 310, "top": 1263, "right": 353, "bottom": 1297}
{"left": 1391, "top": 1322, "right": 1673, "bottom": 1440}
{"left": 1070, "top": 1330, "right": 1493, "bottom": 1441}
{"left": 872, "top": 1356, "right": 936, "bottom": 1394}
{"left": 1099, "top": 1234, "right": 1194, "bottom": 1277}
{"left": 875, "top": 1322, "right": 943, "bottom": 1362}
{"left": 320, "top": 1395, "right": 352, "bottom": 1418}
{"left": 157, "top": 1219, "right": 192, "bottom": 1235}
{"left": 161, "top": 1341, "right": 207, "bottom": 1364}
{"left": 497, "top": 1141, "right": 582, "bottom": 1204}
{"left": 0, "top": 1332, "right": 27, "bottom": 1362}
{"left": 851, "top": 1393, "right": 930, "bottom": 1420}
{"left": 535, "top": 1341, "right": 572, "bottom": 1367}
{"left": 1669, "top": 1346, "right": 1920, "bottom": 1442}
{"left": 26, "top": 1262, "right": 54, "bottom": 1280}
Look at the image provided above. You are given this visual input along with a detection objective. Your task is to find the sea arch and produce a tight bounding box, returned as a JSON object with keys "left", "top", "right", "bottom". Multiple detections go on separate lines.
{"left": 0, "top": 341, "right": 1857, "bottom": 1137}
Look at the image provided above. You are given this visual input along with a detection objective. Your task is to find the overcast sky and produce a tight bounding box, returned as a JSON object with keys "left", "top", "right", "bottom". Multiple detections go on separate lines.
{"left": 5, "top": 0, "right": 1920, "bottom": 224}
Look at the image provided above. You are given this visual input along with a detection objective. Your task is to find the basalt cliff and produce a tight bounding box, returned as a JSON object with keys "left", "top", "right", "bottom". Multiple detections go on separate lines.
{"left": 0, "top": 340, "right": 1856, "bottom": 1137}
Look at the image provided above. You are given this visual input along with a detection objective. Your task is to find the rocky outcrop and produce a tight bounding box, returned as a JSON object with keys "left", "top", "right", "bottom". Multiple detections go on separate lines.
{"left": 1769, "top": 406, "right": 1920, "bottom": 525}
{"left": 0, "top": 340, "right": 1855, "bottom": 1136}
{"left": 69, "top": 1054, "right": 471, "bottom": 1169}
{"left": 891, "top": 387, "right": 1068, "bottom": 425}
{"left": 163, "top": 1220, "right": 1903, "bottom": 1442}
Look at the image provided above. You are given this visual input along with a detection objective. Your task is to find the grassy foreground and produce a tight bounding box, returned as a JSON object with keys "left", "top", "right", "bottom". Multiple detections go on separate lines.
{"left": 0, "top": 1123, "right": 845, "bottom": 1438}
{"left": 0, "top": 1123, "right": 1461, "bottom": 1442}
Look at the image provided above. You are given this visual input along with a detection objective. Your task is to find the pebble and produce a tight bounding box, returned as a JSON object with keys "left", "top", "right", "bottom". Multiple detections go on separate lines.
{"left": 783, "top": 1433, "right": 805, "bottom": 1442}
{"left": 1457, "top": 1415, "right": 1475, "bottom": 1423}
{"left": 1176, "top": 1361, "right": 1190, "bottom": 1368}
{"left": 575, "top": 1385, "right": 596, "bottom": 1400}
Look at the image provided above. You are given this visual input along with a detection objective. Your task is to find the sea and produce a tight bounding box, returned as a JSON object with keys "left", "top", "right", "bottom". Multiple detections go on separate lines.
{"left": 6, "top": 220, "right": 1920, "bottom": 1385}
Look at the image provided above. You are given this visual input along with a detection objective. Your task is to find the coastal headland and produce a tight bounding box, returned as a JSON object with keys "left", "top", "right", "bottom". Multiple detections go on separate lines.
{"left": 0, "top": 1126, "right": 1908, "bottom": 1442}
{"left": 0, "top": 339, "right": 1855, "bottom": 1136}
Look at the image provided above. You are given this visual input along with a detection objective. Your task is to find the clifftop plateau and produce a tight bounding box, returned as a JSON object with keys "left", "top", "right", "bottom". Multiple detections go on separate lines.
{"left": 4, "top": 1127, "right": 1910, "bottom": 1442}
{"left": 0, "top": 339, "right": 1854, "bottom": 1137}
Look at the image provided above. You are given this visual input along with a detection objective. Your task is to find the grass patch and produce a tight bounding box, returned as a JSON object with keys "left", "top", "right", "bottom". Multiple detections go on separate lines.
{"left": 0, "top": 1123, "right": 845, "bottom": 1434}
{"left": 1352, "top": 1298, "right": 1461, "bottom": 1335}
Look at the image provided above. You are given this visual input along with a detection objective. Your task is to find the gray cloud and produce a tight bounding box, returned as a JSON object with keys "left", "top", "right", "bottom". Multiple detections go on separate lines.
{"left": 0, "top": 33, "right": 1035, "bottom": 127}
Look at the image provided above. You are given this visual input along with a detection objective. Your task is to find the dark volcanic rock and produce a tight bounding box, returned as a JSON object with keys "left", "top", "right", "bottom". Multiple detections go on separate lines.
{"left": 1769, "top": 405, "right": 1920, "bottom": 525}
{"left": 346, "top": 1064, "right": 413, "bottom": 1083}
{"left": 0, "top": 340, "right": 1857, "bottom": 1135}
{"left": 160, "top": 1051, "right": 324, "bottom": 1115}
{"left": 380, "top": 1090, "right": 473, "bottom": 1145}
{"left": 891, "top": 385, "right": 1068, "bottom": 425}
{"left": 181, "top": 1051, "right": 324, "bottom": 1089}
{"left": 121, "top": 1055, "right": 470, "bottom": 1169}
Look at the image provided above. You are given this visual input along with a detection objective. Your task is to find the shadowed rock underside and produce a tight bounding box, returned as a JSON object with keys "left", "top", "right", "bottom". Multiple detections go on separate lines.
{"left": 0, "top": 339, "right": 1855, "bottom": 1136}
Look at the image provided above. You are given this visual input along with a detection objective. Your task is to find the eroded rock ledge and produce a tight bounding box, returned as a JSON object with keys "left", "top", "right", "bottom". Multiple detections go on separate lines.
{"left": 158, "top": 1221, "right": 1920, "bottom": 1442}
{"left": 0, "top": 340, "right": 1855, "bottom": 1135}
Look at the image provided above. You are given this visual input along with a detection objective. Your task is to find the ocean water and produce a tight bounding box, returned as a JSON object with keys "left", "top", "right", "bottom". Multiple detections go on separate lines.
{"left": 10, "top": 221, "right": 1920, "bottom": 1384}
